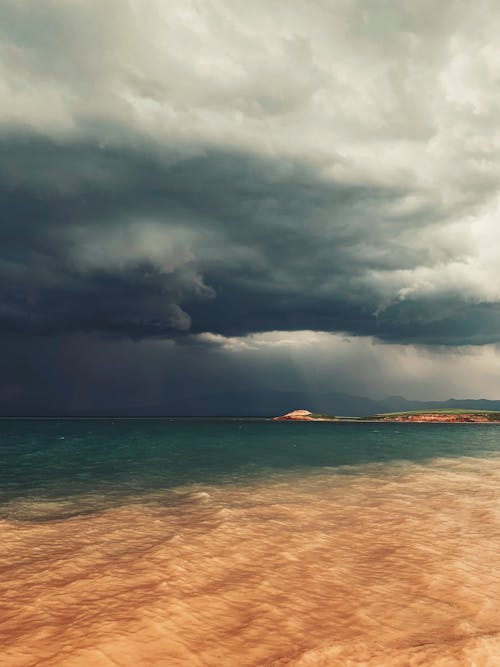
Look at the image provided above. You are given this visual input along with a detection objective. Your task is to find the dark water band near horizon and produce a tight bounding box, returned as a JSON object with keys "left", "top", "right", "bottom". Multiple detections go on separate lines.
{"left": 2, "top": 419, "right": 500, "bottom": 666}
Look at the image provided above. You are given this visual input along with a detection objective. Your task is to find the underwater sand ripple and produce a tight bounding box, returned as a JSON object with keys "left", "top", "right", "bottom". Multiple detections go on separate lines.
{"left": 2, "top": 459, "right": 500, "bottom": 665}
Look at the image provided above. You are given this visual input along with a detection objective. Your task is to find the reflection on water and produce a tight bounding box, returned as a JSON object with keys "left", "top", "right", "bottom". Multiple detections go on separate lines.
{"left": 3, "top": 457, "right": 500, "bottom": 665}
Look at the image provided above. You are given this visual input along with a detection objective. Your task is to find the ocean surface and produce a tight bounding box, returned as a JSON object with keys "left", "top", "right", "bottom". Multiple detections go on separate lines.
{"left": 2, "top": 419, "right": 500, "bottom": 666}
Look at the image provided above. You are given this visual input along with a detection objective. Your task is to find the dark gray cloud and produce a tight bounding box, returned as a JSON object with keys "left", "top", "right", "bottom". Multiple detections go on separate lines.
{"left": 0, "top": 132, "right": 499, "bottom": 345}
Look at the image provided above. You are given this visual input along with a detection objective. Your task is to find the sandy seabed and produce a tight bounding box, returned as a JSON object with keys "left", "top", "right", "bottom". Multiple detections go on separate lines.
{"left": 2, "top": 457, "right": 500, "bottom": 666}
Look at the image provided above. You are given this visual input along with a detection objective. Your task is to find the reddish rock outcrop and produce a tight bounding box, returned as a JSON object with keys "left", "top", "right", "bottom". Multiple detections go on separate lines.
{"left": 273, "top": 410, "right": 318, "bottom": 421}
{"left": 388, "top": 413, "right": 490, "bottom": 423}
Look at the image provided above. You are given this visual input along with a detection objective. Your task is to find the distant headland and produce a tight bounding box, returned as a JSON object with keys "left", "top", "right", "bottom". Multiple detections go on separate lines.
{"left": 273, "top": 409, "right": 500, "bottom": 423}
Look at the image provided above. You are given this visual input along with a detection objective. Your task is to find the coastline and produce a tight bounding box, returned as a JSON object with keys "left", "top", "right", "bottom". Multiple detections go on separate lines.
{"left": 273, "top": 409, "right": 500, "bottom": 424}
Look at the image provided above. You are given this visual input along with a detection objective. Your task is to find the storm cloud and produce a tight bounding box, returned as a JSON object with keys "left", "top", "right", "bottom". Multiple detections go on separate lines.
{"left": 2, "top": 133, "right": 499, "bottom": 345}
{"left": 1, "top": 0, "right": 500, "bottom": 411}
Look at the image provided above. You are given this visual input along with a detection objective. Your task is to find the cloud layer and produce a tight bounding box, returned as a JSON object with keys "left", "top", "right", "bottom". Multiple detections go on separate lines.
{"left": 1, "top": 1, "right": 500, "bottom": 410}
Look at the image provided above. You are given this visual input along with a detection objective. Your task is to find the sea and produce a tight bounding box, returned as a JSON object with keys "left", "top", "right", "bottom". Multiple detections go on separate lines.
{"left": 2, "top": 418, "right": 500, "bottom": 666}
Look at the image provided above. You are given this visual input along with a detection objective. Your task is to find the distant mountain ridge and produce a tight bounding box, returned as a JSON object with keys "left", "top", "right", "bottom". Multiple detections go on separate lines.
{"left": 379, "top": 396, "right": 500, "bottom": 415}
{"left": 70, "top": 391, "right": 500, "bottom": 418}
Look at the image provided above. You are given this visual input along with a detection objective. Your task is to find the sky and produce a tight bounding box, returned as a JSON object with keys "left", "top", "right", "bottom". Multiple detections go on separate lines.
{"left": 1, "top": 0, "right": 500, "bottom": 413}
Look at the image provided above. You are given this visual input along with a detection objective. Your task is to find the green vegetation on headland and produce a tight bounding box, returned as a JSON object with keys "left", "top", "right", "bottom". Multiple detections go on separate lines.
{"left": 273, "top": 409, "right": 500, "bottom": 423}
{"left": 370, "top": 409, "right": 500, "bottom": 416}
{"left": 365, "top": 409, "right": 500, "bottom": 422}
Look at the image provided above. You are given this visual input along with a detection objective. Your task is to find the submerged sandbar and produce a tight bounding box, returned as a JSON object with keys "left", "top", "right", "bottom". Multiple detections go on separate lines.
{"left": 3, "top": 458, "right": 500, "bottom": 665}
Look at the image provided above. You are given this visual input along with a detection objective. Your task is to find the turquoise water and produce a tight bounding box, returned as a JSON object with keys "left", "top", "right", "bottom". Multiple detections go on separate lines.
{"left": 3, "top": 419, "right": 500, "bottom": 518}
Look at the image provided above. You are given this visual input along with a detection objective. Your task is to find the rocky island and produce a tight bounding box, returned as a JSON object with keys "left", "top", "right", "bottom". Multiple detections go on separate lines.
{"left": 273, "top": 409, "right": 500, "bottom": 423}
{"left": 273, "top": 410, "right": 339, "bottom": 422}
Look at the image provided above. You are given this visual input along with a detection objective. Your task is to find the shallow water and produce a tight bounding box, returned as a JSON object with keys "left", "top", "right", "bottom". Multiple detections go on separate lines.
{"left": 2, "top": 420, "right": 500, "bottom": 665}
